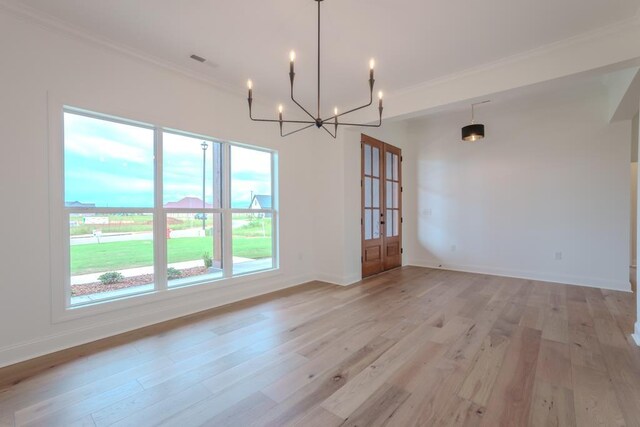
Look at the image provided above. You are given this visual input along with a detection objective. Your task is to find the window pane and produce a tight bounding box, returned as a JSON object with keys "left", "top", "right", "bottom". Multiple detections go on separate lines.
{"left": 393, "top": 182, "right": 400, "bottom": 208}
{"left": 394, "top": 210, "right": 400, "bottom": 237}
{"left": 231, "top": 146, "right": 272, "bottom": 209}
{"left": 232, "top": 213, "right": 273, "bottom": 275}
{"left": 364, "top": 145, "right": 372, "bottom": 176}
{"left": 364, "top": 177, "right": 372, "bottom": 208}
{"left": 364, "top": 209, "right": 372, "bottom": 240}
{"left": 373, "top": 178, "right": 380, "bottom": 208}
{"left": 372, "top": 147, "right": 380, "bottom": 178}
{"left": 373, "top": 209, "right": 380, "bottom": 239}
{"left": 64, "top": 112, "right": 154, "bottom": 208}
{"left": 386, "top": 152, "right": 393, "bottom": 179}
{"left": 386, "top": 181, "right": 393, "bottom": 209}
{"left": 386, "top": 209, "right": 393, "bottom": 237}
{"left": 163, "top": 133, "right": 221, "bottom": 209}
{"left": 393, "top": 154, "right": 399, "bottom": 180}
{"left": 69, "top": 213, "right": 154, "bottom": 305}
{"left": 166, "top": 212, "right": 223, "bottom": 286}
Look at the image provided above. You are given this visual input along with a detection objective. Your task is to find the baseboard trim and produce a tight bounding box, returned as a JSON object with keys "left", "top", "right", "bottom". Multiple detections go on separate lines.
{"left": 407, "top": 259, "right": 632, "bottom": 292}
{"left": 633, "top": 322, "right": 640, "bottom": 347}
{"left": 0, "top": 273, "right": 314, "bottom": 369}
{"left": 315, "top": 273, "right": 361, "bottom": 286}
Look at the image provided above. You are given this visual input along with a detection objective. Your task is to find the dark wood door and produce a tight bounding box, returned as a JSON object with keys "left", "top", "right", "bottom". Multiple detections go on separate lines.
{"left": 361, "top": 134, "right": 402, "bottom": 278}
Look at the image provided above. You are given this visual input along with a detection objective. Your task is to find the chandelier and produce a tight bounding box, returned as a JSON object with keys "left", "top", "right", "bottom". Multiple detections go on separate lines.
{"left": 246, "top": 0, "right": 383, "bottom": 138}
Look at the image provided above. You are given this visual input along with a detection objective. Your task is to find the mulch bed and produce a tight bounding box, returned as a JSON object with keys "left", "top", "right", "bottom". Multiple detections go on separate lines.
{"left": 71, "top": 266, "right": 208, "bottom": 296}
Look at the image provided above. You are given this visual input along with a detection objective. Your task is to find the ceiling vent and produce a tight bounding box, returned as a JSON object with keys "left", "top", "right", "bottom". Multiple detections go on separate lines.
{"left": 190, "top": 54, "right": 206, "bottom": 63}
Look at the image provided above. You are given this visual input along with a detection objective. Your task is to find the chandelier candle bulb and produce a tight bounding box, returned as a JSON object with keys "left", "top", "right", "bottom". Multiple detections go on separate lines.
{"left": 369, "top": 58, "right": 375, "bottom": 80}
{"left": 247, "top": 79, "right": 253, "bottom": 98}
{"left": 378, "top": 91, "right": 383, "bottom": 109}
{"left": 290, "top": 50, "right": 295, "bottom": 73}
{"left": 278, "top": 104, "right": 283, "bottom": 121}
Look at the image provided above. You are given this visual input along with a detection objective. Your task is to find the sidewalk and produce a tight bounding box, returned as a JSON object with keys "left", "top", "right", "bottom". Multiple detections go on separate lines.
{"left": 70, "top": 257, "right": 274, "bottom": 305}
{"left": 71, "top": 257, "right": 256, "bottom": 285}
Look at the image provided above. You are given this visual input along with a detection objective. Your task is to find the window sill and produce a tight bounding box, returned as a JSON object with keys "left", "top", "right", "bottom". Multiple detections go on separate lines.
{"left": 53, "top": 267, "right": 281, "bottom": 323}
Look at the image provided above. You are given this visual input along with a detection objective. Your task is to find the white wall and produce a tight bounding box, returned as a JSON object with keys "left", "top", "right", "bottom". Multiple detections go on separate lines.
{"left": 631, "top": 162, "right": 637, "bottom": 267}
{"left": 0, "top": 9, "right": 319, "bottom": 367}
{"left": 632, "top": 113, "right": 638, "bottom": 269}
{"left": 635, "top": 105, "right": 640, "bottom": 346}
{"left": 407, "top": 87, "right": 632, "bottom": 291}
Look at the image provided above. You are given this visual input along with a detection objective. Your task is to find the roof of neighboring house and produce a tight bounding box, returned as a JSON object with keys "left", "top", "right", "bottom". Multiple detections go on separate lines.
{"left": 65, "top": 201, "right": 96, "bottom": 208}
{"left": 164, "top": 197, "right": 213, "bottom": 209}
{"left": 249, "top": 195, "right": 272, "bottom": 209}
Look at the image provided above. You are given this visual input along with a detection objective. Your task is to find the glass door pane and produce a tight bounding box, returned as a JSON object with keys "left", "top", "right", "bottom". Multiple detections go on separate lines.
{"left": 384, "top": 147, "right": 401, "bottom": 238}
{"left": 362, "top": 142, "right": 382, "bottom": 242}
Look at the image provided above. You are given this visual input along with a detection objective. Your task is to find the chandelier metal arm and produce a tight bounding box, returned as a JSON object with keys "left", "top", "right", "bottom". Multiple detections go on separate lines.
{"left": 289, "top": 77, "right": 317, "bottom": 121}
{"left": 249, "top": 115, "right": 316, "bottom": 125}
{"left": 332, "top": 108, "right": 383, "bottom": 128}
{"left": 281, "top": 123, "right": 316, "bottom": 137}
{"left": 321, "top": 86, "right": 373, "bottom": 123}
{"left": 335, "top": 121, "right": 382, "bottom": 128}
{"left": 321, "top": 125, "right": 336, "bottom": 139}
{"left": 249, "top": 101, "right": 316, "bottom": 125}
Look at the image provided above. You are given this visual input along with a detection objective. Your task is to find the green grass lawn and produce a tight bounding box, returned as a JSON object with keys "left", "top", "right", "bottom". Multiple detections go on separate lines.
{"left": 71, "top": 236, "right": 272, "bottom": 275}
{"left": 234, "top": 218, "right": 272, "bottom": 237}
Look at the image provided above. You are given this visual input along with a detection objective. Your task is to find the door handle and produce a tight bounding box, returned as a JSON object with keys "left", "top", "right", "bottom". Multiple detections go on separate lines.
{"left": 380, "top": 221, "right": 385, "bottom": 225}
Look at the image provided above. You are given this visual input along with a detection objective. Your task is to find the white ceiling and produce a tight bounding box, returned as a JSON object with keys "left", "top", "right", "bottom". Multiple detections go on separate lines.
{"left": 408, "top": 71, "right": 611, "bottom": 122}
{"left": 10, "top": 0, "right": 640, "bottom": 117}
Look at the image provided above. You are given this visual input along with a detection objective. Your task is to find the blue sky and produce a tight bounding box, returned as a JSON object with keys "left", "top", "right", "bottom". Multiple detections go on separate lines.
{"left": 64, "top": 112, "right": 271, "bottom": 209}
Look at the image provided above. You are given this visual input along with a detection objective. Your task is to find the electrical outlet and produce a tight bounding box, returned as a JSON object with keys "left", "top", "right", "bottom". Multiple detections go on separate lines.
{"left": 555, "top": 251, "right": 562, "bottom": 261}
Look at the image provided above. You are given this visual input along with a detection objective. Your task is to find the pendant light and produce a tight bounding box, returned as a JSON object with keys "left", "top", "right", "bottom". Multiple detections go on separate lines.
{"left": 462, "top": 101, "right": 490, "bottom": 142}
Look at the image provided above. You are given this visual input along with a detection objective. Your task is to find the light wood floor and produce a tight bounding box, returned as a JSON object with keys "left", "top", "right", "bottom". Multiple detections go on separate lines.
{"left": 1, "top": 267, "right": 639, "bottom": 426}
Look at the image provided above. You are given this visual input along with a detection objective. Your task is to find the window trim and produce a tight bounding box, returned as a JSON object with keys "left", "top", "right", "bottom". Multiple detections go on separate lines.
{"left": 49, "top": 100, "right": 279, "bottom": 323}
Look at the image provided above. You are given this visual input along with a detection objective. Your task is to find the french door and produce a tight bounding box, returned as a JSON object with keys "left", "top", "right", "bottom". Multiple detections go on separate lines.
{"left": 361, "top": 134, "right": 402, "bottom": 278}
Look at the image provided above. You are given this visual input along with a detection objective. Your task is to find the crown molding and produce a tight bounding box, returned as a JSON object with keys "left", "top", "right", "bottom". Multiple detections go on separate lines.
{"left": 0, "top": 0, "right": 246, "bottom": 98}
{"left": 2, "top": 0, "right": 639, "bottom": 115}
{"left": 391, "top": 13, "right": 640, "bottom": 100}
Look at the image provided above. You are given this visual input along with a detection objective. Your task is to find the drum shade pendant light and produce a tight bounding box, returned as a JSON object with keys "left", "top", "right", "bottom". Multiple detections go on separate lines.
{"left": 246, "top": 0, "right": 384, "bottom": 138}
{"left": 462, "top": 101, "right": 490, "bottom": 142}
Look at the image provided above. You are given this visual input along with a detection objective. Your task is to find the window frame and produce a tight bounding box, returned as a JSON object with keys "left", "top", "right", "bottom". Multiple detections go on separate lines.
{"left": 50, "top": 104, "right": 279, "bottom": 322}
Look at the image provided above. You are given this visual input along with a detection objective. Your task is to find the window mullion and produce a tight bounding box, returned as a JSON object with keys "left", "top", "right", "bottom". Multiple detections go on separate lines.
{"left": 271, "top": 153, "right": 278, "bottom": 269}
{"left": 223, "top": 143, "right": 233, "bottom": 278}
{"left": 154, "top": 127, "right": 168, "bottom": 291}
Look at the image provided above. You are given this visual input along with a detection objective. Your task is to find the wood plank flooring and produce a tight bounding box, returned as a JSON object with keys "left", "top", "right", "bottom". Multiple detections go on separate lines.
{"left": 0, "top": 267, "right": 638, "bottom": 426}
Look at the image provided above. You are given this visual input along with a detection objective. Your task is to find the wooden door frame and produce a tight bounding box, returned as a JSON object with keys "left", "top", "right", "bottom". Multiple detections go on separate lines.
{"left": 361, "top": 134, "right": 403, "bottom": 278}
{"left": 361, "top": 135, "right": 384, "bottom": 277}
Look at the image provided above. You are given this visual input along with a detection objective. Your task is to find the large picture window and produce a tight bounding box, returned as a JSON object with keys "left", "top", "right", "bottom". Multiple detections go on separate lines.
{"left": 62, "top": 108, "right": 277, "bottom": 307}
